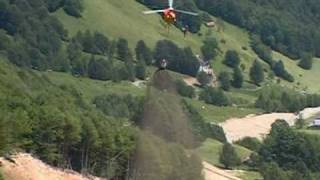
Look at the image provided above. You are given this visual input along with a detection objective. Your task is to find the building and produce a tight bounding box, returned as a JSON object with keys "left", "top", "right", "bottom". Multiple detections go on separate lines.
{"left": 196, "top": 55, "right": 213, "bottom": 75}
{"left": 312, "top": 117, "right": 320, "bottom": 127}
{"left": 199, "top": 64, "right": 213, "bottom": 75}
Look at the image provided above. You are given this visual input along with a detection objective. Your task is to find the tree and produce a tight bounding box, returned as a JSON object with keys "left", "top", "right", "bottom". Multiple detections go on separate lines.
{"left": 201, "top": 37, "right": 219, "bottom": 61}
{"left": 81, "top": 30, "right": 96, "bottom": 54}
{"left": 235, "top": 137, "right": 261, "bottom": 152}
{"left": 180, "top": 47, "right": 200, "bottom": 77}
{"left": 135, "top": 60, "right": 146, "bottom": 80}
{"left": 135, "top": 40, "right": 153, "bottom": 65}
{"left": 0, "top": 118, "right": 8, "bottom": 155}
{"left": 45, "top": 0, "right": 64, "bottom": 12}
{"left": 251, "top": 35, "right": 274, "bottom": 66}
{"left": 298, "top": 53, "right": 313, "bottom": 70}
{"left": 232, "top": 67, "right": 243, "bottom": 88}
{"left": 117, "top": 38, "right": 131, "bottom": 62}
{"left": 176, "top": 80, "right": 195, "bottom": 98}
{"left": 197, "top": 71, "right": 211, "bottom": 87}
{"left": 200, "top": 87, "right": 230, "bottom": 106}
{"left": 125, "top": 60, "right": 136, "bottom": 81}
{"left": 273, "top": 60, "right": 294, "bottom": 82}
{"left": 153, "top": 40, "right": 199, "bottom": 76}
{"left": 87, "top": 57, "right": 110, "bottom": 80}
{"left": 93, "top": 31, "right": 110, "bottom": 55}
{"left": 218, "top": 71, "right": 231, "bottom": 91}
{"left": 116, "top": 38, "right": 135, "bottom": 81}
{"left": 290, "top": 171, "right": 304, "bottom": 180}
{"left": 219, "top": 143, "right": 241, "bottom": 169}
{"left": 260, "top": 163, "right": 289, "bottom": 180}
{"left": 250, "top": 60, "right": 264, "bottom": 85}
{"left": 259, "top": 120, "right": 320, "bottom": 171}
{"left": 295, "top": 116, "right": 305, "bottom": 129}
{"left": 63, "top": 0, "right": 83, "bottom": 17}
{"left": 0, "top": 30, "right": 10, "bottom": 50}
{"left": 224, "top": 50, "right": 240, "bottom": 68}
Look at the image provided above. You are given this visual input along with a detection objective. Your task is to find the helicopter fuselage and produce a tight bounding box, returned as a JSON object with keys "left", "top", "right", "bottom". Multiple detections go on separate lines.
{"left": 163, "top": 8, "right": 176, "bottom": 25}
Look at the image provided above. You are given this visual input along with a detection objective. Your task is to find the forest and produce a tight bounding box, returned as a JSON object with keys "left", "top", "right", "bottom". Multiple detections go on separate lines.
{"left": 1, "top": 0, "right": 320, "bottom": 179}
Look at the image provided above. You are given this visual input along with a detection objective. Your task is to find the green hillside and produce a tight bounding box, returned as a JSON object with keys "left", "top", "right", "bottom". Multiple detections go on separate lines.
{"left": 55, "top": 0, "right": 203, "bottom": 50}
{"left": 55, "top": 0, "right": 320, "bottom": 93}
{"left": 1, "top": 0, "right": 320, "bottom": 179}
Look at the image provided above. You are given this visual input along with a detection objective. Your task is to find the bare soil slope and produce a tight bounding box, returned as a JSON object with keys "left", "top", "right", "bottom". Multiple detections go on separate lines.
{"left": 221, "top": 107, "right": 320, "bottom": 142}
{"left": 0, "top": 153, "right": 103, "bottom": 180}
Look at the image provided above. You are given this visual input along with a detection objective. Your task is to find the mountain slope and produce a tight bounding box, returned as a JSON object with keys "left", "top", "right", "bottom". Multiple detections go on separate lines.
{"left": 55, "top": 0, "right": 320, "bottom": 93}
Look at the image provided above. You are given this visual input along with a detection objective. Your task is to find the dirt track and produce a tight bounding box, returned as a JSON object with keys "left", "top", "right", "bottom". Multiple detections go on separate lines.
{"left": 0, "top": 153, "right": 103, "bottom": 180}
{"left": 203, "top": 162, "right": 241, "bottom": 180}
{"left": 221, "top": 107, "right": 320, "bottom": 142}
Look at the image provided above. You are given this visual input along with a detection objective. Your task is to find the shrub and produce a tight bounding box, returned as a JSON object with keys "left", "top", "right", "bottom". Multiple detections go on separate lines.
{"left": 250, "top": 60, "right": 264, "bottom": 85}
{"left": 176, "top": 80, "right": 195, "bottom": 98}
{"left": 224, "top": 50, "right": 241, "bottom": 68}
{"left": 218, "top": 71, "right": 231, "bottom": 91}
{"left": 220, "top": 143, "right": 241, "bottom": 169}
{"left": 200, "top": 87, "right": 230, "bottom": 106}
{"left": 235, "top": 137, "right": 262, "bottom": 152}
{"left": 63, "top": 0, "right": 83, "bottom": 17}
{"left": 197, "top": 71, "right": 211, "bottom": 87}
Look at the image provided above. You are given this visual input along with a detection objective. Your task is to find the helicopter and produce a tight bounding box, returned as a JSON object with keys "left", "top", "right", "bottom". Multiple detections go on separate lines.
{"left": 143, "top": 0, "right": 198, "bottom": 27}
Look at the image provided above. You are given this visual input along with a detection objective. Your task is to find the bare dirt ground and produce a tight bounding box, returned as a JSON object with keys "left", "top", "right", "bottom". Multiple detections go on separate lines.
{"left": 221, "top": 107, "right": 320, "bottom": 142}
{"left": 183, "top": 76, "right": 218, "bottom": 88}
{"left": 0, "top": 153, "right": 103, "bottom": 180}
{"left": 203, "top": 162, "right": 241, "bottom": 180}
{"left": 184, "top": 77, "right": 200, "bottom": 86}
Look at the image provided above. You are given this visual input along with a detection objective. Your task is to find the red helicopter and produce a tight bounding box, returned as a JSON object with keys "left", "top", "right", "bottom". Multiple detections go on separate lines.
{"left": 143, "top": 0, "right": 198, "bottom": 26}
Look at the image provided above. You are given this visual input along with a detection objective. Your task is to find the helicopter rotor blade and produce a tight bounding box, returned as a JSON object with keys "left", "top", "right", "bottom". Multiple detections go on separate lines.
{"left": 175, "top": 9, "right": 199, "bottom": 16}
{"left": 169, "top": 0, "right": 173, "bottom": 8}
{"left": 143, "top": 10, "right": 165, "bottom": 14}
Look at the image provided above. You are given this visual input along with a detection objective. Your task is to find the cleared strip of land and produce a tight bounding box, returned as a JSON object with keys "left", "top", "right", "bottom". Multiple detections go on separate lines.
{"left": 221, "top": 107, "right": 320, "bottom": 142}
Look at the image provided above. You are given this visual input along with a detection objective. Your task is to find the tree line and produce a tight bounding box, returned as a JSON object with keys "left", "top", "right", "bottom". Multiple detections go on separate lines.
{"left": 255, "top": 86, "right": 320, "bottom": 113}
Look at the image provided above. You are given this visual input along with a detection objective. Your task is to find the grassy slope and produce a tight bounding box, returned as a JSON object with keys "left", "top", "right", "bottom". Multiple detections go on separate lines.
{"left": 186, "top": 98, "right": 261, "bottom": 123}
{"left": 196, "top": 139, "right": 262, "bottom": 179}
{"left": 55, "top": 0, "right": 203, "bottom": 51}
{"left": 272, "top": 52, "right": 320, "bottom": 92}
{"left": 42, "top": 71, "right": 144, "bottom": 102}
{"left": 55, "top": 0, "right": 320, "bottom": 95}
{"left": 237, "top": 171, "right": 262, "bottom": 180}
{"left": 196, "top": 138, "right": 252, "bottom": 166}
